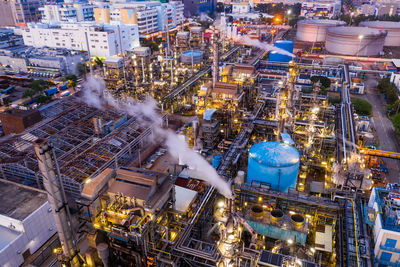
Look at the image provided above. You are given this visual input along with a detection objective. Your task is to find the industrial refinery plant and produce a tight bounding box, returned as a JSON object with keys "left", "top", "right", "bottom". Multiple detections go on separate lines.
{"left": 2, "top": 3, "right": 400, "bottom": 267}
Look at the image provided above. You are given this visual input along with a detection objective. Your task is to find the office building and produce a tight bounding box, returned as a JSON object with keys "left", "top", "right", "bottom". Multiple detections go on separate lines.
{"left": 0, "top": 0, "right": 42, "bottom": 27}
{"left": 39, "top": 3, "right": 95, "bottom": 23}
{"left": 21, "top": 21, "right": 140, "bottom": 57}
{"left": 94, "top": 1, "right": 184, "bottom": 35}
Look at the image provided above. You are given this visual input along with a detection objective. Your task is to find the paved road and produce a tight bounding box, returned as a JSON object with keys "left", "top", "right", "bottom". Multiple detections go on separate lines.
{"left": 362, "top": 74, "right": 400, "bottom": 182}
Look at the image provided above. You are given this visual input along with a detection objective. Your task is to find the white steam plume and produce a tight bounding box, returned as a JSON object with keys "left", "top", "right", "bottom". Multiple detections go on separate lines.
{"left": 81, "top": 76, "right": 233, "bottom": 199}
{"left": 237, "top": 36, "right": 295, "bottom": 58}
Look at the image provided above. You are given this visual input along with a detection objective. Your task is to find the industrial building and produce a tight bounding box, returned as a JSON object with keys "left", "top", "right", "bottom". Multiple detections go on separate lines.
{"left": 300, "top": 0, "right": 341, "bottom": 18}
{"left": 359, "top": 21, "right": 400, "bottom": 46}
{"left": 369, "top": 184, "right": 400, "bottom": 266}
{"left": 0, "top": 109, "right": 42, "bottom": 135}
{"left": 0, "top": 96, "right": 166, "bottom": 198}
{"left": 21, "top": 21, "right": 140, "bottom": 57}
{"left": 0, "top": 46, "right": 88, "bottom": 76}
{"left": 0, "top": 179, "right": 57, "bottom": 267}
{"left": 296, "top": 19, "right": 346, "bottom": 42}
{"left": 325, "top": 26, "right": 387, "bottom": 56}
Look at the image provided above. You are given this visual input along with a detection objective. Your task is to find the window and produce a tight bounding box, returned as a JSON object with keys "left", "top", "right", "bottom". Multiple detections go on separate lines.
{"left": 380, "top": 251, "right": 392, "bottom": 262}
{"left": 385, "top": 238, "right": 397, "bottom": 248}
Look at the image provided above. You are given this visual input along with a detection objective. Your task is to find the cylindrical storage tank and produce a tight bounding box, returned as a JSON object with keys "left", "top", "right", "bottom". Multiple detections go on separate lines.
{"left": 359, "top": 21, "right": 400, "bottom": 46}
{"left": 326, "top": 27, "right": 387, "bottom": 56}
{"left": 250, "top": 204, "right": 264, "bottom": 220}
{"left": 296, "top": 19, "right": 346, "bottom": 42}
{"left": 291, "top": 214, "right": 305, "bottom": 229}
{"left": 212, "top": 154, "right": 222, "bottom": 169}
{"left": 270, "top": 209, "right": 284, "bottom": 223}
{"left": 247, "top": 142, "right": 300, "bottom": 192}
{"left": 181, "top": 50, "right": 204, "bottom": 65}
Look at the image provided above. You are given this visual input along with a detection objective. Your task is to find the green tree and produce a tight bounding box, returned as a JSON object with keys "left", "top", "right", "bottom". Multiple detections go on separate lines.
{"left": 310, "top": 75, "right": 331, "bottom": 88}
{"left": 22, "top": 89, "right": 36, "bottom": 99}
{"left": 65, "top": 74, "right": 78, "bottom": 88}
{"left": 29, "top": 79, "right": 50, "bottom": 94}
{"left": 352, "top": 98, "right": 372, "bottom": 116}
{"left": 378, "top": 77, "right": 391, "bottom": 93}
{"left": 93, "top": 57, "right": 104, "bottom": 68}
{"left": 392, "top": 113, "right": 400, "bottom": 133}
{"left": 387, "top": 86, "right": 399, "bottom": 105}
{"left": 36, "top": 95, "right": 52, "bottom": 104}
{"left": 388, "top": 99, "right": 400, "bottom": 114}
{"left": 77, "top": 63, "right": 88, "bottom": 77}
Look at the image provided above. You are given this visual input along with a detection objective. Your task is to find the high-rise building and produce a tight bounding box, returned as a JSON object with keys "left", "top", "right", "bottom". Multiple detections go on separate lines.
{"left": 182, "top": 0, "right": 216, "bottom": 17}
{"left": 39, "top": 3, "right": 95, "bottom": 23}
{"left": 22, "top": 21, "right": 140, "bottom": 57}
{"left": 94, "top": 0, "right": 185, "bottom": 36}
{"left": 0, "top": 0, "right": 42, "bottom": 27}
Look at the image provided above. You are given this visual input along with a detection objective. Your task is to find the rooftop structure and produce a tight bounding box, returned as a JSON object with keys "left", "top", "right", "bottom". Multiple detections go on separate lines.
{"left": 0, "top": 46, "right": 88, "bottom": 76}
{"left": 0, "top": 179, "right": 56, "bottom": 267}
{"left": 0, "top": 109, "right": 42, "bottom": 135}
{"left": 369, "top": 184, "right": 400, "bottom": 266}
{"left": 0, "top": 96, "right": 167, "bottom": 198}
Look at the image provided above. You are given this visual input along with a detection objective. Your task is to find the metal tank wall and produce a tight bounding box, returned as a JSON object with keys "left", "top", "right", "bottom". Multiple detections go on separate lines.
{"left": 296, "top": 19, "right": 346, "bottom": 42}
{"left": 247, "top": 142, "right": 300, "bottom": 193}
{"left": 325, "top": 27, "right": 387, "bottom": 56}
{"left": 360, "top": 21, "right": 400, "bottom": 46}
{"left": 181, "top": 50, "right": 204, "bottom": 64}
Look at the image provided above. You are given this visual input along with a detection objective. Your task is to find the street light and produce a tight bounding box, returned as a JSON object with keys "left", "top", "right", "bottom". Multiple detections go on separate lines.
{"left": 357, "top": 34, "right": 363, "bottom": 58}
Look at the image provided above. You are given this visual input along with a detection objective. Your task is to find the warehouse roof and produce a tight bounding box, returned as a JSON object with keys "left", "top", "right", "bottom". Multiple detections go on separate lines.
{"left": 0, "top": 179, "right": 47, "bottom": 221}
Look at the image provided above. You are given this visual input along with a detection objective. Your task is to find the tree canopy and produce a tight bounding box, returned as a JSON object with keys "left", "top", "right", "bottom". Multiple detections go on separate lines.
{"left": 352, "top": 98, "right": 372, "bottom": 116}
{"left": 310, "top": 75, "right": 331, "bottom": 88}
{"left": 392, "top": 113, "right": 400, "bottom": 133}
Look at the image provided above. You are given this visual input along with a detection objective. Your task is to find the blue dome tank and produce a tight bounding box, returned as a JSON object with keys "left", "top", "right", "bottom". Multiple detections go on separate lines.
{"left": 247, "top": 142, "right": 300, "bottom": 192}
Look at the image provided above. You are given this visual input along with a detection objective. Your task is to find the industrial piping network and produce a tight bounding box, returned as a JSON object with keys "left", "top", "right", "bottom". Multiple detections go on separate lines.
{"left": 163, "top": 46, "right": 239, "bottom": 101}
{"left": 173, "top": 100, "right": 265, "bottom": 265}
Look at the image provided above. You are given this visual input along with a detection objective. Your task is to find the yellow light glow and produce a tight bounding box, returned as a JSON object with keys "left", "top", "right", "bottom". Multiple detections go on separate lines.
{"left": 258, "top": 197, "right": 262, "bottom": 202}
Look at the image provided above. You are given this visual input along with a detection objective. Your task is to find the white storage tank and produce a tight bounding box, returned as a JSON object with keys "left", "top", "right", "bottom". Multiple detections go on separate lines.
{"left": 359, "top": 21, "right": 400, "bottom": 46}
{"left": 326, "top": 27, "right": 387, "bottom": 56}
{"left": 296, "top": 19, "right": 346, "bottom": 42}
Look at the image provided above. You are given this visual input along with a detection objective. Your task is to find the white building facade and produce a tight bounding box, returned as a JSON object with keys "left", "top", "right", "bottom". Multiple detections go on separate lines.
{"left": 39, "top": 3, "right": 95, "bottom": 23}
{"left": 22, "top": 21, "right": 140, "bottom": 57}
{"left": 0, "top": 181, "right": 57, "bottom": 267}
{"left": 300, "top": 0, "right": 341, "bottom": 18}
{"left": 369, "top": 186, "right": 400, "bottom": 266}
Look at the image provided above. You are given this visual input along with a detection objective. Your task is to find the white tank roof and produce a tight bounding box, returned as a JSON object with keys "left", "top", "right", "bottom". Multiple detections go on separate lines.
{"left": 360, "top": 21, "right": 400, "bottom": 29}
{"left": 298, "top": 19, "right": 346, "bottom": 26}
{"left": 327, "top": 26, "right": 387, "bottom": 37}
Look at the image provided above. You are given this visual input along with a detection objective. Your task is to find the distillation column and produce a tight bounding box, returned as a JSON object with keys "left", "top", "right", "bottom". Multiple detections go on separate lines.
{"left": 212, "top": 26, "right": 219, "bottom": 88}
{"left": 33, "top": 138, "right": 80, "bottom": 267}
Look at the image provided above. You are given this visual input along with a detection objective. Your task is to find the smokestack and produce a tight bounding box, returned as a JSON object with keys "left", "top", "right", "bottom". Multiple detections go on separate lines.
{"left": 212, "top": 26, "right": 219, "bottom": 89}
{"left": 33, "top": 138, "right": 80, "bottom": 266}
{"left": 93, "top": 116, "right": 104, "bottom": 137}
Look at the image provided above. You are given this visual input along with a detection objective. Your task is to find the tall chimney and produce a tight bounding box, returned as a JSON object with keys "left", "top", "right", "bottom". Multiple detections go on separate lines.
{"left": 212, "top": 26, "right": 219, "bottom": 89}
{"left": 33, "top": 139, "right": 80, "bottom": 267}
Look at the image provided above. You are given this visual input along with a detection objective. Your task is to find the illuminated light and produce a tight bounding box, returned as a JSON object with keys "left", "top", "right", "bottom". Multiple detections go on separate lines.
{"left": 85, "top": 179, "right": 92, "bottom": 184}
{"left": 296, "top": 259, "right": 302, "bottom": 265}
{"left": 289, "top": 211, "right": 295, "bottom": 215}
{"left": 244, "top": 202, "right": 248, "bottom": 206}
{"left": 310, "top": 247, "right": 316, "bottom": 253}
{"left": 258, "top": 196, "right": 262, "bottom": 202}
{"left": 287, "top": 239, "right": 293, "bottom": 245}
{"left": 217, "top": 201, "right": 225, "bottom": 208}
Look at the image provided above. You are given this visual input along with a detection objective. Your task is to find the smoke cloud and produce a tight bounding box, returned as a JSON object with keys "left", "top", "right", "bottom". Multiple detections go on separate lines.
{"left": 237, "top": 36, "right": 295, "bottom": 58}
{"left": 82, "top": 76, "right": 233, "bottom": 199}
